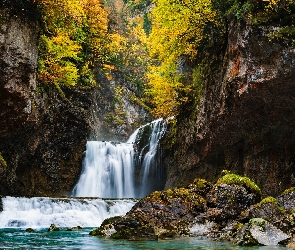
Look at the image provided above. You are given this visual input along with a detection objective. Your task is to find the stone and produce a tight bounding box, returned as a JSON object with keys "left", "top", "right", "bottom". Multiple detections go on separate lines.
{"left": 48, "top": 224, "right": 60, "bottom": 232}
{"left": 234, "top": 218, "right": 290, "bottom": 246}
{"left": 277, "top": 189, "right": 295, "bottom": 211}
{"left": 206, "top": 183, "right": 260, "bottom": 223}
{"left": 66, "top": 226, "right": 82, "bottom": 231}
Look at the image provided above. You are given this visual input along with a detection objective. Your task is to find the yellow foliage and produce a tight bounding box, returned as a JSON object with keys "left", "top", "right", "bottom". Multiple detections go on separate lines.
{"left": 145, "top": 0, "right": 217, "bottom": 117}
{"left": 38, "top": 34, "right": 81, "bottom": 87}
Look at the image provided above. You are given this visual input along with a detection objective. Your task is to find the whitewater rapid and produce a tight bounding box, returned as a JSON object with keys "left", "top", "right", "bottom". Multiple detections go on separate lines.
{"left": 0, "top": 196, "right": 136, "bottom": 228}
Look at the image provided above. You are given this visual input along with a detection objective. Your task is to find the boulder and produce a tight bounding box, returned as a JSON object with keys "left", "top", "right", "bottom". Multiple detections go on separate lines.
{"left": 206, "top": 183, "right": 260, "bottom": 224}
{"left": 242, "top": 196, "right": 285, "bottom": 224}
{"left": 277, "top": 188, "right": 295, "bottom": 211}
{"left": 48, "top": 224, "right": 60, "bottom": 232}
{"left": 234, "top": 218, "right": 290, "bottom": 246}
{"left": 66, "top": 226, "right": 82, "bottom": 231}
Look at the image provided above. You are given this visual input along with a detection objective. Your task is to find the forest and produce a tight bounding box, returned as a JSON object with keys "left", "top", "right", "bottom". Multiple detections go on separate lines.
{"left": 26, "top": 0, "right": 295, "bottom": 117}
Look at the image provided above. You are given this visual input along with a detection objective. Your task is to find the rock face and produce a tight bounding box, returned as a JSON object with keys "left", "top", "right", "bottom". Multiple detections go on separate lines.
{"left": 0, "top": 2, "right": 147, "bottom": 196}
{"left": 0, "top": 2, "right": 93, "bottom": 195}
{"left": 163, "top": 16, "right": 295, "bottom": 197}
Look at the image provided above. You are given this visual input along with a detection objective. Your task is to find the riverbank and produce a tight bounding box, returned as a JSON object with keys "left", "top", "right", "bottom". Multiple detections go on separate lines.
{"left": 92, "top": 171, "right": 295, "bottom": 247}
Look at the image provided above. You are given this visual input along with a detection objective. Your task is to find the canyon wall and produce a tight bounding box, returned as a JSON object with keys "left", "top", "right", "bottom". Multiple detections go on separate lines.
{"left": 163, "top": 17, "right": 295, "bottom": 197}
{"left": 0, "top": 1, "right": 146, "bottom": 196}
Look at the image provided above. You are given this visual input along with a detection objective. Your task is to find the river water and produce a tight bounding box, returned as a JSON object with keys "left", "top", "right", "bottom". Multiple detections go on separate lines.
{"left": 0, "top": 227, "right": 289, "bottom": 249}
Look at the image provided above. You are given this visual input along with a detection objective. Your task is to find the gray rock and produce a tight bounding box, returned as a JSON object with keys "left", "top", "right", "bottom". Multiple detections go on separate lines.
{"left": 250, "top": 222, "right": 290, "bottom": 246}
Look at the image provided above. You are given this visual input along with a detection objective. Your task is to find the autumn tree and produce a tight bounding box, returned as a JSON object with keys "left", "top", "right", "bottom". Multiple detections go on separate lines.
{"left": 144, "top": 0, "right": 217, "bottom": 117}
{"left": 36, "top": 0, "right": 109, "bottom": 90}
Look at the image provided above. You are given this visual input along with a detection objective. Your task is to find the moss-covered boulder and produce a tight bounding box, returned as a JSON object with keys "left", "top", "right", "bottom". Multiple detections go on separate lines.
{"left": 66, "top": 226, "right": 82, "bottom": 231}
{"left": 243, "top": 197, "right": 285, "bottom": 224}
{"left": 127, "top": 187, "right": 207, "bottom": 232}
{"left": 205, "top": 174, "right": 261, "bottom": 223}
{"left": 277, "top": 187, "right": 295, "bottom": 211}
{"left": 90, "top": 215, "right": 157, "bottom": 240}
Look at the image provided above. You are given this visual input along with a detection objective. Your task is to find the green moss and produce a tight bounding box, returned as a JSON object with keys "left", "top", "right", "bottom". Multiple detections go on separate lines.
{"left": 164, "top": 118, "right": 177, "bottom": 150}
{"left": 249, "top": 218, "right": 266, "bottom": 230}
{"left": 216, "top": 172, "right": 261, "bottom": 196}
{"left": 268, "top": 26, "right": 295, "bottom": 44}
{"left": 255, "top": 196, "right": 285, "bottom": 213}
{"left": 146, "top": 187, "right": 206, "bottom": 207}
{"left": 0, "top": 153, "right": 7, "bottom": 169}
{"left": 191, "top": 178, "right": 209, "bottom": 189}
{"left": 282, "top": 187, "right": 295, "bottom": 195}
{"left": 257, "top": 196, "right": 277, "bottom": 206}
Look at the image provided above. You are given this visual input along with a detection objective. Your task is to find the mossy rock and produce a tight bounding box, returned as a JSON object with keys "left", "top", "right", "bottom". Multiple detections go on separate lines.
{"left": 216, "top": 173, "right": 261, "bottom": 196}
{"left": 48, "top": 224, "right": 60, "bottom": 232}
{"left": 111, "top": 225, "right": 157, "bottom": 241}
{"left": 249, "top": 218, "right": 266, "bottom": 229}
{"left": 282, "top": 187, "right": 295, "bottom": 195}
{"left": 255, "top": 196, "right": 284, "bottom": 212}
{"left": 67, "top": 226, "right": 82, "bottom": 231}
{"left": 25, "top": 228, "right": 35, "bottom": 233}
{"left": 188, "top": 178, "right": 213, "bottom": 195}
{"left": 90, "top": 216, "right": 124, "bottom": 236}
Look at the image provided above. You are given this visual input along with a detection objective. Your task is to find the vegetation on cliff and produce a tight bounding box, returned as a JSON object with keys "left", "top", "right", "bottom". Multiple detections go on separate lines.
{"left": 20, "top": 0, "right": 294, "bottom": 116}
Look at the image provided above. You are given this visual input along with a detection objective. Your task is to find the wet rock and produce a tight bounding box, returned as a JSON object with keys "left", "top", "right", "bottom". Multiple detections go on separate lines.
{"left": 90, "top": 216, "right": 122, "bottom": 236}
{"left": 66, "top": 226, "right": 82, "bottom": 231}
{"left": 189, "top": 221, "right": 218, "bottom": 237}
{"left": 90, "top": 215, "right": 157, "bottom": 240}
{"left": 127, "top": 188, "right": 207, "bottom": 232}
{"left": 112, "top": 225, "right": 157, "bottom": 241}
{"left": 25, "top": 228, "right": 35, "bottom": 233}
{"left": 234, "top": 218, "right": 290, "bottom": 246}
{"left": 48, "top": 224, "right": 60, "bottom": 232}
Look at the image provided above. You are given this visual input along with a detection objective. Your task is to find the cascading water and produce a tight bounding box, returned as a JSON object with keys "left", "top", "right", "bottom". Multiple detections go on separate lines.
{"left": 72, "top": 141, "right": 135, "bottom": 198}
{"left": 0, "top": 196, "right": 136, "bottom": 228}
{"left": 72, "top": 118, "right": 169, "bottom": 198}
{"left": 0, "top": 119, "right": 169, "bottom": 230}
{"left": 137, "top": 119, "right": 167, "bottom": 197}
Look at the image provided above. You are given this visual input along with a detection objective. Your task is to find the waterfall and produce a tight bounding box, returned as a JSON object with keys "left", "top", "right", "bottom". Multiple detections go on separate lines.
{"left": 0, "top": 196, "right": 136, "bottom": 228}
{"left": 72, "top": 141, "right": 136, "bottom": 198}
{"left": 138, "top": 119, "right": 167, "bottom": 197}
{"left": 72, "top": 118, "right": 170, "bottom": 198}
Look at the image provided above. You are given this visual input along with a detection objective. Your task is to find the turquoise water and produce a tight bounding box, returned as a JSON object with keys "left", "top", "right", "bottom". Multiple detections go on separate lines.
{"left": 0, "top": 228, "right": 290, "bottom": 249}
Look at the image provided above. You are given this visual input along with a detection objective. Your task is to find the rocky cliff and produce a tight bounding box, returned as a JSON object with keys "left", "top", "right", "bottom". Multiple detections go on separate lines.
{"left": 0, "top": 2, "right": 92, "bottom": 196}
{"left": 163, "top": 16, "right": 295, "bottom": 197}
{"left": 0, "top": 1, "right": 147, "bottom": 196}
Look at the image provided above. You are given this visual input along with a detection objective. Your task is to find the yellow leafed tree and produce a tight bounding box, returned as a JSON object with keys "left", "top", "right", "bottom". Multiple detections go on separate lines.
{"left": 145, "top": 0, "right": 217, "bottom": 117}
